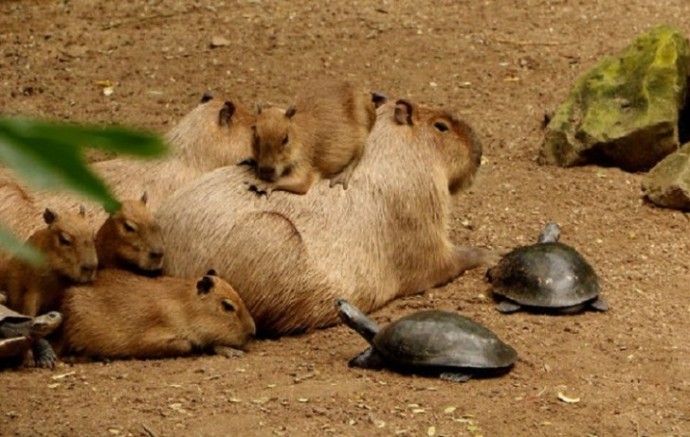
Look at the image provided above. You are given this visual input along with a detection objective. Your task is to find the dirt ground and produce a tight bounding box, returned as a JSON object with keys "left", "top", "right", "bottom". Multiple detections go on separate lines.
{"left": 1, "top": 0, "right": 690, "bottom": 436}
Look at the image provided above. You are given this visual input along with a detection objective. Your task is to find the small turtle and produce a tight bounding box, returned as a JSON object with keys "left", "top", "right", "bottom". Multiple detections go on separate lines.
{"left": 0, "top": 304, "right": 63, "bottom": 369}
{"left": 486, "top": 223, "right": 609, "bottom": 314}
{"left": 335, "top": 299, "right": 517, "bottom": 382}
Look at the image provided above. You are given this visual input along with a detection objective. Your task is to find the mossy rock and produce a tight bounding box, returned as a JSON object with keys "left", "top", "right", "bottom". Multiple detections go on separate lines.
{"left": 642, "top": 142, "right": 690, "bottom": 210}
{"left": 539, "top": 25, "right": 690, "bottom": 171}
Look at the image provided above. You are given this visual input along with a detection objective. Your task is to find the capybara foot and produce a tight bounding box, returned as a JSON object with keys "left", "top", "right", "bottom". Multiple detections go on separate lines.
{"left": 329, "top": 168, "right": 354, "bottom": 189}
{"left": 453, "top": 245, "right": 502, "bottom": 272}
{"left": 244, "top": 181, "right": 273, "bottom": 197}
{"left": 237, "top": 157, "right": 257, "bottom": 168}
{"left": 214, "top": 345, "right": 245, "bottom": 358}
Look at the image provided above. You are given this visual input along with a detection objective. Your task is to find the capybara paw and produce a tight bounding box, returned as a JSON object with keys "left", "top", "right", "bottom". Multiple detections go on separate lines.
{"left": 237, "top": 157, "right": 257, "bottom": 168}
{"left": 214, "top": 345, "right": 245, "bottom": 358}
{"left": 329, "top": 172, "right": 351, "bottom": 189}
{"left": 454, "top": 246, "right": 502, "bottom": 271}
{"left": 244, "top": 181, "right": 273, "bottom": 196}
{"left": 247, "top": 182, "right": 273, "bottom": 197}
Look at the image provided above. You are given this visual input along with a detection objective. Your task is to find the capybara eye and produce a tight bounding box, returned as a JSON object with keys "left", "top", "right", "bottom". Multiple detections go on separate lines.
{"left": 281, "top": 135, "right": 289, "bottom": 146}
{"left": 58, "top": 232, "right": 72, "bottom": 246}
{"left": 222, "top": 299, "right": 236, "bottom": 313}
{"left": 123, "top": 221, "right": 137, "bottom": 233}
{"left": 434, "top": 122, "right": 449, "bottom": 132}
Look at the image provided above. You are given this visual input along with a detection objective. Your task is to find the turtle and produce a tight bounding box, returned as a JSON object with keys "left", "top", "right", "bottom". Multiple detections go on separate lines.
{"left": 335, "top": 299, "right": 517, "bottom": 382}
{"left": 0, "top": 304, "right": 63, "bottom": 369}
{"left": 486, "top": 222, "right": 609, "bottom": 314}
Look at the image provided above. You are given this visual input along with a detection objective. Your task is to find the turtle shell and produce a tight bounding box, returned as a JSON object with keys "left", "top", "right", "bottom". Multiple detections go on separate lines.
{"left": 0, "top": 305, "right": 31, "bottom": 327}
{"left": 0, "top": 337, "right": 32, "bottom": 359}
{"left": 488, "top": 241, "right": 601, "bottom": 308}
{"left": 372, "top": 310, "right": 516, "bottom": 369}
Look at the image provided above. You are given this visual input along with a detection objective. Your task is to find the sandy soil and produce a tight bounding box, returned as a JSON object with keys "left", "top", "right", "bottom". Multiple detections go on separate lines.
{"left": 1, "top": 0, "right": 690, "bottom": 436}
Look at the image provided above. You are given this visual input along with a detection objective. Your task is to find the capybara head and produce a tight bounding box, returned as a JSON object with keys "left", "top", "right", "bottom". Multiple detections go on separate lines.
{"left": 192, "top": 270, "right": 256, "bottom": 350}
{"left": 393, "top": 99, "right": 483, "bottom": 194}
{"left": 166, "top": 97, "right": 256, "bottom": 171}
{"left": 95, "top": 193, "right": 164, "bottom": 273}
{"left": 252, "top": 106, "right": 299, "bottom": 183}
{"left": 39, "top": 207, "right": 98, "bottom": 283}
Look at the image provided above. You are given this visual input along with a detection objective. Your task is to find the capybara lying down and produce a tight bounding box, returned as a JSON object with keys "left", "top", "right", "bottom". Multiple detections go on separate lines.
{"left": 0, "top": 95, "right": 255, "bottom": 240}
{"left": 157, "top": 98, "right": 494, "bottom": 336}
{"left": 60, "top": 270, "right": 256, "bottom": 360}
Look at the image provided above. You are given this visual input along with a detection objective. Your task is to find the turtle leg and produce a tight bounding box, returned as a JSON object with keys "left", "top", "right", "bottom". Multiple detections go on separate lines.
{"left": 589, "top": 296, "right": 610, "bottom": 312}
{"left": 348, "top": 347, "right": 386, "bottom": 369}
{"left": 32, "top": 338, "right": 57, "bottom": 369}
{"left": 439, "top": 372, "right": 472, "bottom": 383}
{"left": 495, "top": 300, "right": 522, "bottom": 314}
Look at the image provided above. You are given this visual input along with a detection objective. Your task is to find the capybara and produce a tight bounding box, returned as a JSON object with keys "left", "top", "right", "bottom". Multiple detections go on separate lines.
{"left": 60, "top": 270, "right": 256, "bottom": 360}
{"left": 0, "top": 95, "right": 255, "bottom": 240}
{"left": 1, "top": 207, "right": 98, "bottom": 367}
{"left": 156, "top": 99, "right": 492, "bottom": 336}
{"left": 248, "top": 79, "right": 376, "bottom": 194}
{"left": 95, "top": 193, "right": 164, "bottom": 274}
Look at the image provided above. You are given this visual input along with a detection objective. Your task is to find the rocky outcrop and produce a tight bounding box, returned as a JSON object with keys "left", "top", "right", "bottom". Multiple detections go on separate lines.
{"left": 539, "top": 25, "right": 690, "bottom": 171}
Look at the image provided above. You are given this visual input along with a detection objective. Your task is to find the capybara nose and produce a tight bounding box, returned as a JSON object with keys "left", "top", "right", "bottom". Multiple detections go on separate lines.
{"left": 81, "top": 264, "right": 97, "bottom": 281}
{"left": 257, "top": 166, "right": 277, "bottom": 182}
{"left": 149, "top": 250, "right": 164, "bottom": 261}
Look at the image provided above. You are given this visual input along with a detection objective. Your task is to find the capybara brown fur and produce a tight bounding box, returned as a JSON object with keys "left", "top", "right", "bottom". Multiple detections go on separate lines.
{"left": 156, "top": 99, "right": 493, "bottom": 336}
{"left": 60, "top": 270, "right": 256, "bottom": 360}
{"left": 0, "top": 95, "right": 255, "bottom": 240}
{"left": 249, "top": 79, "right": 376, "bottom": 194}
{"left": 1, "top": 207, "right": 98, "bottom": 367}
{"left": 95, "top": 193, "right": 164, "bottom": 274}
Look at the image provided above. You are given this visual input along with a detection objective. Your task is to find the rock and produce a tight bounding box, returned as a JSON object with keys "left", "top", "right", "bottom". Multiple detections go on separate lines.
{"left": 210, "top": 36, "right": 231, "bottom": 48}
{"left": 539, "top": 25, "right": 690, "bottom": 171}
{"left": 641, "top": 142, "right": 690, "bottom": 210}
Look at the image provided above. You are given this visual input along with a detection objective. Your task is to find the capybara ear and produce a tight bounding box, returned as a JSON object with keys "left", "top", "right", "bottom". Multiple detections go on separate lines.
{"left": 140, "top": 191, "right": 148, "bottom": 205}
{"left": 206, "top": 268, "right": 218, "bottom": 276}
{"left": 219, "top": 101, "right": 236, "bottom": 126}
{"left": 197, "top": 276, "right": 214, "bottom": 295}
{"left": 372, "top": 92, "right": 388, "bottom": 108}
{"left": 285, "top": 105, "right": 297, "bottom": 119}
{"left": 78, "top": 205, "right": 86, "bottom": 217}
{"left": 43, "top": 208, "right": 57, "bottom": 225}
{"left": 199, "top": 91, "right": 214, "bottom": 104}
{"left": 394, "top": 99, "right": 413, "bottom": 126}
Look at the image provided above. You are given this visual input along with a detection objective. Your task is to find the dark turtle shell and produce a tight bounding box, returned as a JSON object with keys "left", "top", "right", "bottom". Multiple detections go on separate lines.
{"left": 487, "top": 241, "right": 601, "bottom": 309}
{"left": 372, "top": 310, "right": 516, "bottom": 369}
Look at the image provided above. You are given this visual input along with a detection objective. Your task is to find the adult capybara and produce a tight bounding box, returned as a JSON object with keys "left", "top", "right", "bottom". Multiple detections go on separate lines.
{"left": 1, "top": 207, "right": 98, "bottom": 367}
{"left": 156, "top": 99, "right": 493, "bottom": 336}
{"left": 95, "top": 193, "right": 164, "bottom": 274}
{"left": 249, "top": 79, "right": 376, "bottom": 194}
{"left": 0, "top": 95, "right": 255, "bottom": 240}
{"left": 60, "top": 270, "right": 256, "bottom": 360}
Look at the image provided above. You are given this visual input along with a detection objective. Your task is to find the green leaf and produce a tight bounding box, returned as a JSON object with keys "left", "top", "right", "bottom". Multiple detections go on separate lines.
{"left": 0, "top": 225, "right": 44, "bottom": 266}
{"left": 0, "top": 118, "right": 168, "bottom": 212}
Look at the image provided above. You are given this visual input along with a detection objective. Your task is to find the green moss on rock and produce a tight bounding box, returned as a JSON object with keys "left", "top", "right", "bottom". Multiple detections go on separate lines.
{"left": 539, "top": 25, "right": 690, "bottom": 171}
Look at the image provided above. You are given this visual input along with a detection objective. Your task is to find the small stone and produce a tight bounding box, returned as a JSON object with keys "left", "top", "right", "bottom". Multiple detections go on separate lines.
{"left": 642, "top": 142, "right": 690, "bottom": 210}
{"left": 210, "top": 36, "right": 231, "bottom": 48}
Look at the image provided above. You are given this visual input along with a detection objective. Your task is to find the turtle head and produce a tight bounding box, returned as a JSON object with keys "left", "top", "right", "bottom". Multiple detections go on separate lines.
{"left": 30, "top": 312, "right": 63, "bottom": 338}
{"left": 537, "top": 223, "right": 561, "bottom": 244}
{"left": 335, "top": 299, "right": 380, "bottom": 343}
